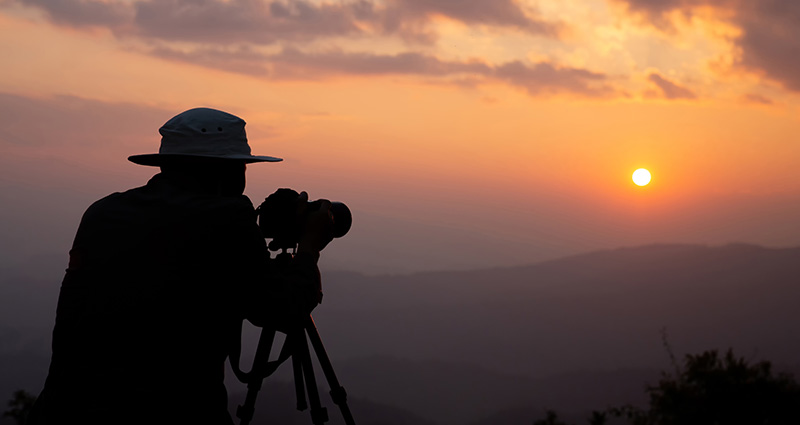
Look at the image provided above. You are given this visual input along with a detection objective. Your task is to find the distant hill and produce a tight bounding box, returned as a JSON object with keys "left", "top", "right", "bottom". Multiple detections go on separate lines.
{"left": 333, "top": 355, "right": 655, "bottom": 425}
{"left": 4, "top": 243, "right": 800, "bottom": 424}
{"left": 314, "top": 243, "right": 800, "bottom": 376}
{"left": 227, "top": 379, "right": 437, "bottom": 425}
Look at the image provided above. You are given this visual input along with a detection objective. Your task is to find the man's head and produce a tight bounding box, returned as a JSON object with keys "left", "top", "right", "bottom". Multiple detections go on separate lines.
{"left": 128, "top": 108, "right": 281, "bottom": 196}
{"left": 158, "top": 156, "right": 247, "bottom": 196}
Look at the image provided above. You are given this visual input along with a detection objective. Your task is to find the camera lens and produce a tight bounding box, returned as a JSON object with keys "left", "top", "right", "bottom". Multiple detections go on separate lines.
{"left": 330, "top": 202, "right": 352, "bottom": 238}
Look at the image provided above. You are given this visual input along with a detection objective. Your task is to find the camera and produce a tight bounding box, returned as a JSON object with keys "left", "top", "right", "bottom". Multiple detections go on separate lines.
{"left": 257, "top": 188, "right": 352, "bottom": 251}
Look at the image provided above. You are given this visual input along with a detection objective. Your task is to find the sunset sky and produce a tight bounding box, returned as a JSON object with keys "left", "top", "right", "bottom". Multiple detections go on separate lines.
{"left": 1, "top": 0, "right": 800, "bottom": 274}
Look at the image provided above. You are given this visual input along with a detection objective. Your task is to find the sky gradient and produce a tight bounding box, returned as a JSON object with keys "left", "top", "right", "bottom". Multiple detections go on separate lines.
{"left": 1, "top": 0, "right": 799, "bottom": 274}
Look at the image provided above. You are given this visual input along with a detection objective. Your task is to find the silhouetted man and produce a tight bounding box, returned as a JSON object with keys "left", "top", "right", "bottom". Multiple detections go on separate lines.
{"left": 29, "top": 108, "right": 332, "bottom": 424}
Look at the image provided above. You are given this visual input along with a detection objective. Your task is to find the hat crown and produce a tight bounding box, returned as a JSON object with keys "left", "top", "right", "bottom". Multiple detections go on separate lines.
{"left": 158, "top": 108, "right": 252, "bottom": 157}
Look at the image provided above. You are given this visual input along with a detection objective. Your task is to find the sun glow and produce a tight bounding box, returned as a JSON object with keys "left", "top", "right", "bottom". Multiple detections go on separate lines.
{"left": 632, "top": 168, "right": 652, "bottom": 186}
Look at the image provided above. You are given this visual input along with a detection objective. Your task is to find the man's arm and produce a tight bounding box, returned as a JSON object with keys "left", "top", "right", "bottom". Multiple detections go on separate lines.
{"left": 240, "top": 192, "right": 333, "bottom": 329}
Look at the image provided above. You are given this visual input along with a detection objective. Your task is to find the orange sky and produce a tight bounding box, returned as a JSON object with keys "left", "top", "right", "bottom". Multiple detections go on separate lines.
{"left": 1, "top": 0, "right": 800, "bottom": 273}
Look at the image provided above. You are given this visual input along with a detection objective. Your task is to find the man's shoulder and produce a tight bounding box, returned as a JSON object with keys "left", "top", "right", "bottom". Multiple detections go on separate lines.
{"left": 89, "top": 178, "right": 254, "bottom": 210}
{"left": 82, "top": 188, "right": 136, "bottom": 216}
{"left": 79, "top": 177, "right": 260, "bottom": 234}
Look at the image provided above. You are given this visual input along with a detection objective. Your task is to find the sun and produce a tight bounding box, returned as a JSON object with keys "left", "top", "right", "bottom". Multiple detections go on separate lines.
{"left": 632, "top": 168, "right": 651, "bottom": 186}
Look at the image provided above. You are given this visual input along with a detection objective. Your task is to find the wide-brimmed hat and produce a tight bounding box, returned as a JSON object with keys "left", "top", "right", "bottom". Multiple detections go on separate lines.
{"left": 128, "top": 107, "right": 282, "bottom": 166}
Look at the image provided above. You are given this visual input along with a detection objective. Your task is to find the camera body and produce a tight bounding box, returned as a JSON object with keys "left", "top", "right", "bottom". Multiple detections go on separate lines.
{"left": 257, "top": 188, "right": 351, "bottom": 251}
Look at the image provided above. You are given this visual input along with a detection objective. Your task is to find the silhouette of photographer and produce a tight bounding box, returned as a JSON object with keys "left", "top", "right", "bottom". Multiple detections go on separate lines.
{"left": 29, "top": 108, "right": 333, "bottom": 424}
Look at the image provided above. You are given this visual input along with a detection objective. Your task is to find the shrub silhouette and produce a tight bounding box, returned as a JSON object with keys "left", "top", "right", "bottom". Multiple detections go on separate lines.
{"left": 533, "top": 410, "right": 571, "bottom": 425}
{"left": 3, "top": 390, "right": 36, "bottom": 425}
{"left": 533, "top": 348, "right": 800, "bottom": 425}
{"left": 533, "top": 410, "right": 607, "bottom": 425}
{"left": 612, "top": 348, "right": 800, "bottom": 425}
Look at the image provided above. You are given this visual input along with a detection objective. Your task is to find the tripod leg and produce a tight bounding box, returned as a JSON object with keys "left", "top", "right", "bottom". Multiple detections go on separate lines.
{"left": 237, "top": 328, "right": 276, "bottom": 425}
{"left": 305, "top": 316, "right": 356, "bottom": 425}
{"left": 295, "top": 328, "right": 329, "bottom": 425}
{"left": 291, "top": 332, "right": 308, "bottom": 411}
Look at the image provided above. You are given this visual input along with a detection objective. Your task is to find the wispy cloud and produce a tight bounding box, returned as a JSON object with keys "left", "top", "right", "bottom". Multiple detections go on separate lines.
{"left": 647, "top": 73, "right": 696, "bottom": 99}
{"left": 741, "top": 93, "right": 773, "bottom": 105}
{"left": 0, "top": 92, "right": 170, "bottom": 149}
{"left": 149, "top": 45, "right": 274, "bottom": 76}
{"left": 269, "top": 48, "right": 493, "bottom": 77}
{"left": 383, "top": 0, "right": 561, "bottom": 36}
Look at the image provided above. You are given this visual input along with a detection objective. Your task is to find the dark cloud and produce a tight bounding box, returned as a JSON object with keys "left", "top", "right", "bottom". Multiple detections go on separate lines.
{"left": 647, "top": 73, "right": 696, "bottom": 99}
{"left": 495, "top": 61, "right": 611, "bottom": 96}
{"left": 148, "top": 45, "right": 612, "bottom": 97}
{"left": 133, "top": 0, "right": 368, "bottom": 44}
{"left": 10, "top": 0, "right": 370, "bottom": 42}
{"left": 21, "top": 0, "right": 132, "bottom": 28}
{"left": 613, "top": 0, "right": 800, "bottom": 92}
{"left": 735, "top": 2, "right": 800, "bottom": 91}
{"left": 8, "top": 0, "right": 561, "bottom": 44}
{"left": 618, "top": 0, "right": 710, "bottom": 17}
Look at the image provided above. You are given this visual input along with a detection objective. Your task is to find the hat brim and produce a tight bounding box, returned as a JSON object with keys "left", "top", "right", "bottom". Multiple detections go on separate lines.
{"left": 128, "top": 153, "right": 283, "bottom": 166}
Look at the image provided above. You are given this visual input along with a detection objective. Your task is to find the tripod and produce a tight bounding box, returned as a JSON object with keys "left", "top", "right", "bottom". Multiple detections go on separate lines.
{"left": 233, "top": 315, "right": 356, "bottom": 425}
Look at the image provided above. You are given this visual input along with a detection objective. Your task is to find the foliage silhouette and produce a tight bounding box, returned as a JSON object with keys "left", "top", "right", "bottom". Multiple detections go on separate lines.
{"left": 532, "top": 348, "right": 800, "bottom": 425}
{"left": 3, "top": 390, "right": 36, "bottom": 425}
{"left": 533, "top": 410, "right": 571, "bottom": 425}
{"left": 610, "top": 348, "right": 800, "bottom": 425}
{"left": 532, "top": 409, "right": 608, "bottom": 425}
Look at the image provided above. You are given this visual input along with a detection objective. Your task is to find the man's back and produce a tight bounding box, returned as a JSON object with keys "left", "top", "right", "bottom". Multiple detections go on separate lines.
{"left": 33, "top": 173, "right": 266, "bottom": 424}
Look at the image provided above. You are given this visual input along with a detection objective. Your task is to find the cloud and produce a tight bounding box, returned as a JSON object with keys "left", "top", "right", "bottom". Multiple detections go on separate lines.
{"left": 270, "top": 47, "right": 493, "bottom": 77}
{"left": 494, "top": 61, "right": 611, "bottom": 96}
{"left": 611, "top": 0, "right": 800, "bottom": 92}
{"left": 148, "top": 45, "right": 614, "bottom": 97}
{"left": 0, "top": 92, "right": 170, "bottom": 148}
{"left": 616, "top": 0, "right": 710, "bottom": 17}
{"left": 741, "top": 93, "right": 773, "bottom": 105}
{"left": 1, "top": 1, "right": 598, "bottom": 97}
{"left": 385, "top": 0, "right": 561, "bottom": 36}
{"left": 2, "top": 1, "right": 584, "bottom": 96}
{"left": 7, "top": 0, "right": 562, "bottom": 45}
{"left": 20, "top": 0, "right": 133, "bottom": 28}
{"left": 149, "top": 45, "right": 273, "bottom": 76}
{"left": 647, "top": 73, "right": 696, "bottom": 99}
{"left": 735, "top": 2, "right": 800, "bottom": 91}
{"left": 9, "top": 0, "right": 370, "bottom": 42}
{"left": 133, "top": 0, "right": 369, "bottom": 44}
